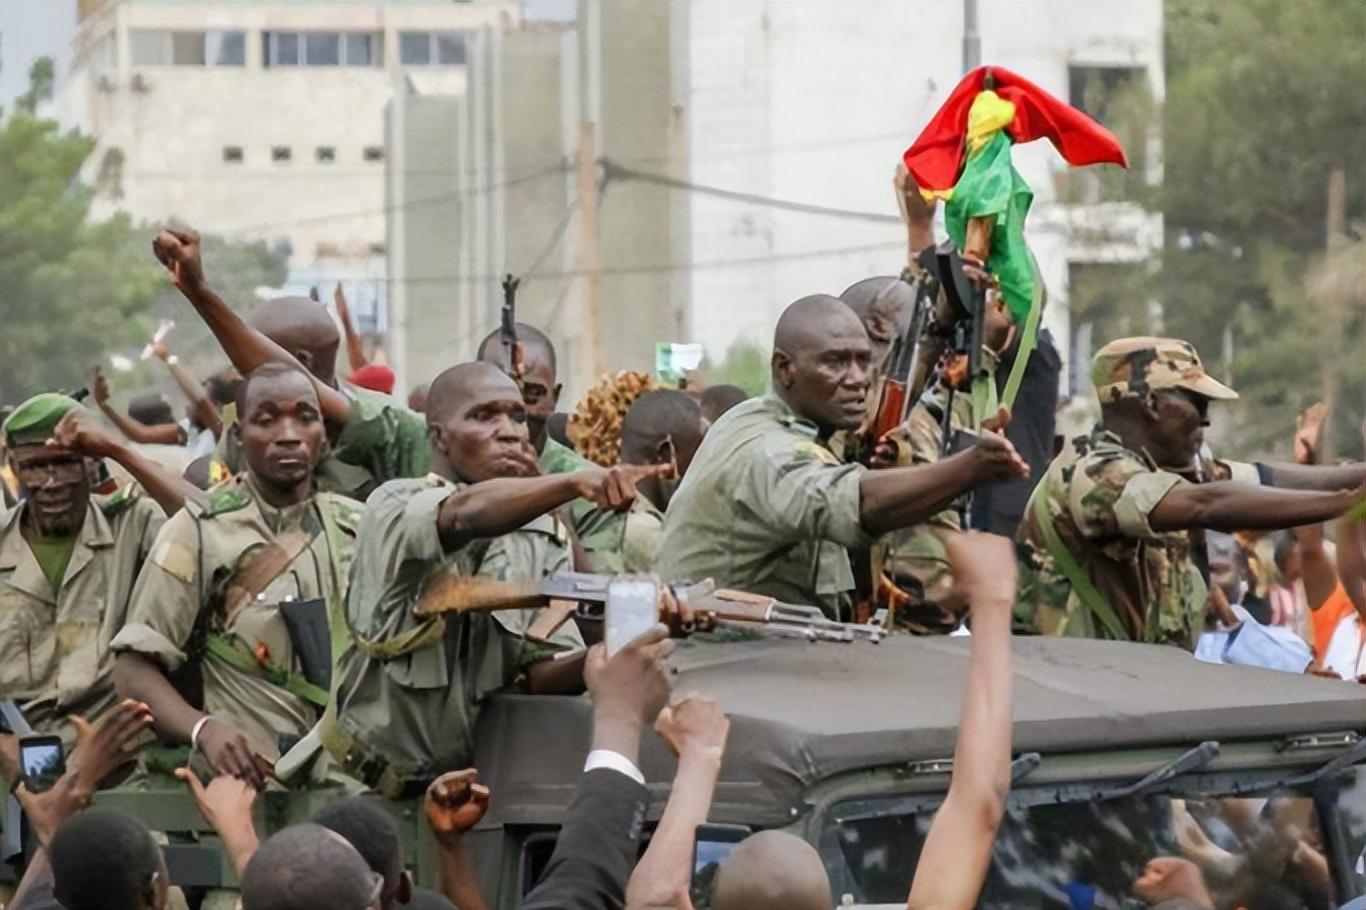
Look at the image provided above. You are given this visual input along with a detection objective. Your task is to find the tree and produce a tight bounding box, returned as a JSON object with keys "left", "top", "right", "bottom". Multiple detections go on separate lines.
{"left": 704, "top": 338, "right": 769, "bottom": 397}
{"left": 1159, "top": 0, "right": 1366, "bottom": 459}
{"left": 0, "top": 59, "right": 288, "bottom": 405}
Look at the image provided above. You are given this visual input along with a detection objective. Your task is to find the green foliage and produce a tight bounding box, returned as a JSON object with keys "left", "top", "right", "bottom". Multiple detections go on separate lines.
{"left": 0, "top": 59, "right": 288, "bottom": 405}
{"left": 1149, "top": 0, "right": 1365, "bottom": 458}
{"left": 704, "top": 338, "right": 769, "bottom": 398}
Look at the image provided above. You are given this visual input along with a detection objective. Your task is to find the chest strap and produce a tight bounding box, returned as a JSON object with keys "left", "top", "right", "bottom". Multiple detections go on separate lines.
{"left": 204, "top": 633, "right": 329, "bottom": 708}
{"left": 1028, "top": 485, "right": 1127, "bottom": 641}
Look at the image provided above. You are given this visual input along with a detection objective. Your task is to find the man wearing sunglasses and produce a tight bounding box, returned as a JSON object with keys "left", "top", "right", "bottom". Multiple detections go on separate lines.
{"left": 1018, "top": 336, "right": 1366, "bottom": 649}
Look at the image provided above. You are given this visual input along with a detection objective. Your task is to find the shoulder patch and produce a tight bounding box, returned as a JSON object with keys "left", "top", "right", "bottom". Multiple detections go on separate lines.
{"left": 202, "top": 487, "right": 251, "bottom": 518}
{"left": 793, "top": 440, "right": 838, "bottom": 465}
{"left": 152, "top": 539, "right": 197, "bottom": 584}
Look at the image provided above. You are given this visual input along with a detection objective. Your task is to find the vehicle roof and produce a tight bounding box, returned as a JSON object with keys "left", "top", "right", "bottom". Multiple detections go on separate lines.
{"left": 473, "top": 633, "right": 1366, "bottom": 827}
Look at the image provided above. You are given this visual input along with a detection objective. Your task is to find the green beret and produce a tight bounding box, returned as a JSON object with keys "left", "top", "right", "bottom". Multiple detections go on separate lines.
{"left": 4, "top": 393, "right": 80, "bottom": 445}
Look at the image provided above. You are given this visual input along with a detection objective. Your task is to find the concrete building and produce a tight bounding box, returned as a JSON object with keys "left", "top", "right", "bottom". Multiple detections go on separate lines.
{"left": 682, "top": 0, "right": 1164, "bottom": 401}
{"left": 60, "top": 0, "right": 518, "bottom": 328}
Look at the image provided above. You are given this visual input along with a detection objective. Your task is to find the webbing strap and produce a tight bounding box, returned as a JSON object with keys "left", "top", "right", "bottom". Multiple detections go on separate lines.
{"left": 1029, "top": 486, "right": 1127, "bottom": 640}
{"left": 1000, "top": 253, "right": 1044, "bottom": 412}
{"left": 204, "top": 634, "right": 329, "bottom": 707}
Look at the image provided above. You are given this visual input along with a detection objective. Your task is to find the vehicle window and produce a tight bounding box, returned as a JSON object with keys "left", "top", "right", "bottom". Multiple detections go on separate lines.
{"left": 828, "top": 779, "right": 1358, "bottom": 909}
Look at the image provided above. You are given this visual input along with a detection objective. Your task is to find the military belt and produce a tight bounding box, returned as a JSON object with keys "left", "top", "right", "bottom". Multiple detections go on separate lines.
{"left": 204, "top": 634, "right": 329, "bottom": 708}
{"left": 318, "top": 714, "right": 431, "bottom": 801}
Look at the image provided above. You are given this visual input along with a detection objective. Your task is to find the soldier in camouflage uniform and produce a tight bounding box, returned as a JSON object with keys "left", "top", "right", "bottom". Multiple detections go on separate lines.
{"left": 320, "top": 363, "right": 662, "bottom": 798}
{"left": 112, "top": 365, "right": 359, "bottom": 789}
{"left": 1018, "top": 337, "right": 1366, "bottom": 650}
{"left": 0, "top": 393, "right": 171, "bottom": 788}
{"left": 658, "top": 295, "right": 1026, "bottom": 619}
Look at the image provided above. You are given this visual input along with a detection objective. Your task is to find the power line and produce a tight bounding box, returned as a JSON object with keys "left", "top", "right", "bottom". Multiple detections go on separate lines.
{"left": 602, "top": 158, "right": 901, "bottom": 225}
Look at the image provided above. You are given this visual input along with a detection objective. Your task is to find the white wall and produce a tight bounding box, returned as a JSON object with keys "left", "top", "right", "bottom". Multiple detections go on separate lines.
{"left": 686, "top": 0, "right": 1163, "bottom": 387}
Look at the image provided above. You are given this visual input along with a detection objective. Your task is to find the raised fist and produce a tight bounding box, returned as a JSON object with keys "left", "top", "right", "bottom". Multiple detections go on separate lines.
{"left": 152, "top": 227, "right": 206, "bottom": 296}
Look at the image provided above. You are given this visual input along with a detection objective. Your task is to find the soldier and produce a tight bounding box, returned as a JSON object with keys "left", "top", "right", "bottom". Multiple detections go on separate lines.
{"left": 475, "top": 324, "right": 620, "bottom": 566}
{"left": 871, "top": 294, "right": 1013, "bottom": 634}
{"left": 111, "top": 363, "right": 359, "bottom": 789}
{"left": 657, "top": 295, "right": 1027, "bottom": 619}
{"left": 152, "top": 227, "right": 428, "bottom": 501}
{"left": 0, "top": 394, "right": 167, "bottom": 756}
{"left": 591, "top": 390, "right": 709, "bottom": 574}
{"left": 320, "top": 362, "right": 664, "bottom": 798}
{"left": 1018, "top": 336, "right": 1366, "bottom": 649}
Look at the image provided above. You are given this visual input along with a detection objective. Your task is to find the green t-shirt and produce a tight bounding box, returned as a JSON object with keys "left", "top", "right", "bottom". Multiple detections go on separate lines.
{"left": 23, "top": 530, "right": 76, "bottom": 594}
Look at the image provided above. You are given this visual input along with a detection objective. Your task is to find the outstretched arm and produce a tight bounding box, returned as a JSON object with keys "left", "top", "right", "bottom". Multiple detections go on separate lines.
{"left": 907, "top": 532, "right": 1015, "bottom": 910}
{"left": 439, "top": 463, "right": 670, "bottom": 552}
{"left": 151, "top": 227, "right": 353, "bottom": 424}
{"left": 1257, "top": 461, "right": 1366, "bottom": 492}
{"left": 1149, "top": 481, "right": 1362, "bottom": 535}
{"left": 53, "top": 410, "right": 198, "bottom": 515}
{"left": 333, "top": 284, "right": 369, "bottom": 373}
{"left": 153, "top": 342, "right": 224, "bottom": 440}
{"left": 625, "top": 696, "right": 730, "bottom": 908}
{"left": 92, "top": 366, "right": 187, "bottom": 447}
{"left": 860, "top": 431, "right": 1027, "bottom": 537}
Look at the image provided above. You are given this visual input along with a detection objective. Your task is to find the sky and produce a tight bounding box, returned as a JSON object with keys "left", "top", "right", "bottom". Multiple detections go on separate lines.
{"left": 0, "top": 0, "right": 76, "bottom": 109}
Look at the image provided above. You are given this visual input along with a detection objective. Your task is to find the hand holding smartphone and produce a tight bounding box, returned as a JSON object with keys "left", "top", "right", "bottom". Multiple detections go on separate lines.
{"left": 19, "top": 735, "right": 66, "bottom": 794}
{"left": 606, "top": 577, "right": 661, "bottom": 657}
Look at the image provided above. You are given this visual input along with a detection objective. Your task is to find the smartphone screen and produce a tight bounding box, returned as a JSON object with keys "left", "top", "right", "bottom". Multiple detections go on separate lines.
{"left": 605, "top": 577, "right": 659, "bottom": 657}
{"left": 19, "top": 736, "right": 65, "bottom": 793}
{"left": 690, "top": 824, "right": 751, "bottom": 907}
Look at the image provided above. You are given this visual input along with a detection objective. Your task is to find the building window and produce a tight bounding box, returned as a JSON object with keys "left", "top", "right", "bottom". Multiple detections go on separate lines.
{"left": 223, "top": 146, "right": 244, "bottom": 163}
{"left": 271, "top": 146, "right": 292, "bottom": 162}
{"left": 362, "top": 146, "right": 384, "bottom": 162}
{"left": 207, "top": 30, "right": 246, "bottom": 66}
{"left": 316, "top": 146, "right": 336, "bottom": 163}
{"left": 132, "top": 29, "right": 244, "bottom": 66}
{"left": 400, "top": 31, "right": 467, "bottom": 66}
{"left": 264, "top": 31, "right": 381, "bottom": 67}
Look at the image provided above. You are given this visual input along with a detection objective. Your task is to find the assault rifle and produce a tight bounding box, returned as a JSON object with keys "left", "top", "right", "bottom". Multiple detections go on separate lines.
{"left": 500, "top": 273, "right": 524, "bottom": 382}
{"left": 414, "top": 571, "right": 887, "bottom": 645}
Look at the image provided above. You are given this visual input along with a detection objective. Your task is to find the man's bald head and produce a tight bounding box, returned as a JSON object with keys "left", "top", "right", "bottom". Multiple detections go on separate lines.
{"left": 425, "top": 361, "right": 534, "bottom": 483}
{"left": 771, "top": 295, "right": 872, "bottom": 435}
{"left": 712, "top": 831, "right": 830, "bottom": 910}
{"left": 248, "top": 297, "right": 341, "bottom": 383}
{"left": 476, "top": 322, "right": 557, "bottom": 375}
{"left": 426, "top": 362, "right": 520, "bottom": 426}
{"left": 840, "top": 276, "right": 915, "bottom": 352}
{"left": 620, "top": 389, "right": 708, "bottom": 487}
{"left": 240, "top": 824, "right": 377, "bottom": 910}
{"left": 475, "top": 322, "right": 560, "bottom": 451}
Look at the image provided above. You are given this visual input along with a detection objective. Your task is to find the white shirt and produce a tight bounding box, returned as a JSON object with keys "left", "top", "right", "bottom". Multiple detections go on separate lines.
{"left": 1322, "top": 611, "right": 1366, "bottom": 680}
{"left": 584, "top": 749, "right": 645, "bottom": 786}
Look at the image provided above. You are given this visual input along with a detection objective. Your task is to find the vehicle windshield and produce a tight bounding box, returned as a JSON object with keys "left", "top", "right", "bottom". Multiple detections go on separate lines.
{"left": 825, "top": 765, "right": 1366, "bottom": 910}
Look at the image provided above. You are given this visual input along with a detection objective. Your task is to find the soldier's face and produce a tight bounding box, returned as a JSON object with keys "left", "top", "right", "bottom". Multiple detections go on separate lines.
{"left": 517, "top": 351, "right": 560, "bottom": 443}
{"left": 1148, "top": 389, "right": 1210, "bottom": 471}
{"left": 238, "top": 372, "right": 326, "bottom": 492}
{"left": 11, "top": 443, "right": 89, "bottom": 536}
{"left": 432, "top": 384, "right": 537, "bottom": 484}
{"left": 777, "top": 330, "right": 873, "bottom": 434}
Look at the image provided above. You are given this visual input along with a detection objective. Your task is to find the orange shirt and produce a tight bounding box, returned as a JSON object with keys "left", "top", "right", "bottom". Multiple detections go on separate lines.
{"left": 1311, "top": 584, "right": 1358, "bottom": 659}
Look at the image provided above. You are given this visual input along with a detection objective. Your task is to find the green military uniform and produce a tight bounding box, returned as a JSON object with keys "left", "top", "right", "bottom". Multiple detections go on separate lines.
{"left": 110, "top": 475, "right": 360, "bottom": 760}
{"left": 215, "top": 384, "right": 429, "bottom": 502}
{"left": 0, "top": 395, "right": 165, "bottom": 745}
{"left": 657, "top": 395, "right": 869, "bottom": 618}
{"left": 1017, "top": 337, "right": 1253, "bottom": 650}
{"left": 565, "top": 493, "right": 666, "bottom": 576}
{"left": 876, "top": 383, "right": 974, "bottom": 634}
{"left": 536, "top": 436, "right": 622, "bottom": 571}
{"left": 321, "top": 475, "right": 581, "bottom": 798}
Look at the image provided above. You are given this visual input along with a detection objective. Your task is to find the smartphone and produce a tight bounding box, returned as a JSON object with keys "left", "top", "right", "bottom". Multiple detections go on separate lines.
{"left": 605, "top": 577, "right": 660, "bottom": 657}
{"left": 19, "top": 735, "right": 65, "bottom": 794}
{"left": 690, "top": 824, "right": 751, "bottom": 907}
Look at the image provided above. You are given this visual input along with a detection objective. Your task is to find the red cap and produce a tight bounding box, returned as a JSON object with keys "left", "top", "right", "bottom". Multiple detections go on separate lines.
{"left": 347, "top": 364, "right": 396, "bottom": 395}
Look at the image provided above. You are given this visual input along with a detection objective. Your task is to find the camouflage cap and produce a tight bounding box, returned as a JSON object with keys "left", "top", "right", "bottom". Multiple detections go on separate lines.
{"left": 1092, "top": 336, "right": 1237, "bottom": 404}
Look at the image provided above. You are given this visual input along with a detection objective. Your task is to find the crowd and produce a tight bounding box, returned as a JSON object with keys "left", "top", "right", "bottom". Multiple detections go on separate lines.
{"left": 0, "top": 141, "right": 1362, "bottom": 910}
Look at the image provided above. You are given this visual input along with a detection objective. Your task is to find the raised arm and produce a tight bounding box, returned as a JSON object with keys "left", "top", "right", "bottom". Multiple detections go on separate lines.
{"left": 151, "top": 227, "right": 353, "bottom": 424}
{"left": 625, "top": 695, "right": 730, "bottom": 909}
{"left": 91, "top": 367, "right": 188, "bottom": 447}
{"left": 53, "top": 410, "right": 198, "bottom": 515}
{"left": 153, "top": 342, "right": 224, "bottom": 440}
{"left": 1148, "top": 481, "right": 1362, "bottom": 535}
{"left": 907, "top": 532, "right": 1015, "bottom": 910}
{"left": 1256, "top": 461, "right": 1366, "bottom": 492}
{"left": 1336, "top": 509, "right": 1366, "bottom": 619}
{"left": 895, "top": 163, "right": 938, "bottom": 266}
{"left": 438, "top": 463, "right": 670, "bottom": 552}
{"left": 424, "top": 769, "right": 491, "bottom": 910}
{"left": 333, "top": 283, "right": 369, "bottom": 373}
{"left": 860, "top": 431, "right": 1027, "bottom": 537}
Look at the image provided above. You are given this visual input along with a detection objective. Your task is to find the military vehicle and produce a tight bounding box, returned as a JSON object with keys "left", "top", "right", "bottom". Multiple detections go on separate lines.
{"left": 81, "top": 633, "right": 1366, "bottom": 909}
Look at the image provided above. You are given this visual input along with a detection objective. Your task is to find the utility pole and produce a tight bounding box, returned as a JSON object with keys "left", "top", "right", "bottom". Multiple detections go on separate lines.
{"left": 962, "top": 0, "right": 981, "bottom": 73}
{"left": 1319, "top": 164, "right": 1347, "bottom": 462}
{"left": 576, "top": 0, "right": 603, "bottom": 383}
